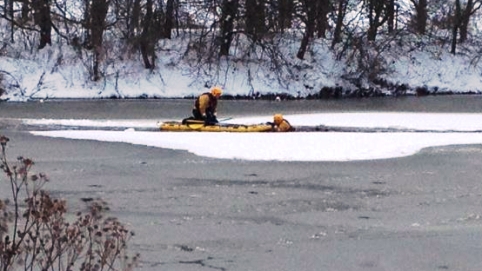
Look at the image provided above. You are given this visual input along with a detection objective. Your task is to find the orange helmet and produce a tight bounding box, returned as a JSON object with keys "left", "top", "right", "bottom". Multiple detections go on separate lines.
{"left": 273, "top": 114, "right": 283, "bottom": 125}
{"left": 210, "top": 86, "right": 223, "bottom": 97}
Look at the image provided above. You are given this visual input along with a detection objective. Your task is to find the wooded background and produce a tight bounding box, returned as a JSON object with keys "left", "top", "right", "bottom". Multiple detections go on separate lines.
{"left": 1, "top": 0, "right": 481, "bottom": 96}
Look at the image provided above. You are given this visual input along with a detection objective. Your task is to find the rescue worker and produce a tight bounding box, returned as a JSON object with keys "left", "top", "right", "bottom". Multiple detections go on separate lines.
{"left": 192, "top": 86, "right": 223, "bottom": 125}
{"left": 272, "top": 114, "right": 295, "bottom": 132}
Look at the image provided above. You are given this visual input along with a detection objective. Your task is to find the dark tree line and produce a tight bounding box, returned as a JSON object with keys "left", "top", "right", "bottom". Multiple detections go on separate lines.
{"left": 1, "top": 0, "right": 481, "bottom": 83}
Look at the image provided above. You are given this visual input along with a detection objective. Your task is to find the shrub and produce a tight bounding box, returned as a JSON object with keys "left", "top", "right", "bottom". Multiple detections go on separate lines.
{"left": 0, "top": 135, "right": 139, "bottom": 271}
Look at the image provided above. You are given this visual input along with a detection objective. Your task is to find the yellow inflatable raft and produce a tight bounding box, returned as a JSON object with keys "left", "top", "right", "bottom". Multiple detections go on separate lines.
{"left": 159, "top": 120, "right": 274, "bottom": 132}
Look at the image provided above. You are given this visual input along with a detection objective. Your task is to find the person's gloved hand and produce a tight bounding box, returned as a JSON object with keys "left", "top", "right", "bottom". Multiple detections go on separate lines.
{"left": 204, "top": 119, "right": 218, "bottom": 125}
{"left": 204, "top": 113, "right": 218, "bottom": 125}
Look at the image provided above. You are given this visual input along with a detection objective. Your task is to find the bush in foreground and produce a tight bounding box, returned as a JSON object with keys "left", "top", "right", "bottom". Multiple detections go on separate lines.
{"left": 0, "top": 135, "right": 139, "bottom": 271}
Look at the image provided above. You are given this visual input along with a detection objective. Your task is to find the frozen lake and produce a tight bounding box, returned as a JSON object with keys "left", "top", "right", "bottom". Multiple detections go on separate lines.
{"left": 1, "top": 95, "right": 482, "bottom": 271}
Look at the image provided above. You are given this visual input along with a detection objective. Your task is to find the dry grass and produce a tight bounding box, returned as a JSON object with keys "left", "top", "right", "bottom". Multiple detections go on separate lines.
{"left": 0, "top": 135, "right": 139, "bottom": 271}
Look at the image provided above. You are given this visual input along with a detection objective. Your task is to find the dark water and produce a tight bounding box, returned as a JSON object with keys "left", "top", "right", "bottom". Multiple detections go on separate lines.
{"left": 1, "top": 95, "right": 482, "bottom": 120}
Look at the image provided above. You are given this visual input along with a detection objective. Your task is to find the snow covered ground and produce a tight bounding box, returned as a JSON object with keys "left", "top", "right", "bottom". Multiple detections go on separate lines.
{"left": 29, "top": 112, "right": 482, "bottom": 161}
{"left": 2, "top": 34, "right": 482, "bottom": 102}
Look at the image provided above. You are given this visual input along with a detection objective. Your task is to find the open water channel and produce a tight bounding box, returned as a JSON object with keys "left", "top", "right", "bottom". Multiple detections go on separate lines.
{"left": 1, "top": 95, "right": 482, "bottom": 271}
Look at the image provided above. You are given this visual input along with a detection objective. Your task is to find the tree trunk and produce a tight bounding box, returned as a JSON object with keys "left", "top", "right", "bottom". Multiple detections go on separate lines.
{"left": 21, "top": 0, "right": 29, "bottom": 21}
{"left": 90, "top": 0, "right": 109, "bottom": 80}
{"left": 451, "top": 24, "right": 458, "bottom": 54}
{"left": 33, "top": 0, "right": 52, "bottom": 49}
{"left": 140, "top": 0, "right": 155, "bottom": 69}
{"left": 219, "top": 0, "right": 237, "bottom": 56}
{"left": 128, "top": 0, "right": 141, "bottom": 40}
{"left": 164, "top": 0, "right": 175, "bottom": 39}
{"left": 296, "top": 0, "right": 316, "bottom": 59}
{"left": 246, "top": 0, "right": 257, "bottom": 39}
{"left": 277, "top": 0, "right": 293, "bottom": 33}
{"left": 366, "top": 0, "right": 388, "bottom": 41}
{"left": 8, "top": 0, "right": 14, "bottom": 42}
{"left": 246, "top": 0, "right": 266, "bottom": 41}
{"left": 256, "top": 0, "right": 266, "bottom": 37}
{"left": 459, "top": 16, "right": 469, "bottom": 43}
{"left": 459, "top": 0, "right": 477, "bottom": 43}
{"left": 332, "top": 0, "right": 347, "bottom": 48}
{"left": 315, "top": 0, "right": 330, "bottom": 38}
{"left": 387, "top": 0, "right": 395, "bottom": 32}
{"left": 296, "top": 30, "right": 311, "bottom": 59}
{"left": 410, "top": 0, "right": 427, "bottom": 35}
{"left": 83, "top": 0, "right": 92, "bottom": 48}
{"left": 451, "top": 0, "right": 461, "bottom": 54}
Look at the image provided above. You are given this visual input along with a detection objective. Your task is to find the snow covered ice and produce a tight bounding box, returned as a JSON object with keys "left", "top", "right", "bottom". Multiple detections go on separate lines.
{"left": 29, "top": 112, "right": 482, "bottom": 161}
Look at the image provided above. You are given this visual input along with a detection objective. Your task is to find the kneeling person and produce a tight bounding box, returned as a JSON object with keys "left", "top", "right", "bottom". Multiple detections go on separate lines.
{"left": 192, "top": 86, "right": 223, "bottom": 125}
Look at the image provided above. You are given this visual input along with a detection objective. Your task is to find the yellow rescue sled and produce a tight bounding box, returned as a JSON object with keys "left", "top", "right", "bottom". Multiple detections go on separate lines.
{"left": 159, "top": 120, "right": 274, "bottom": 132}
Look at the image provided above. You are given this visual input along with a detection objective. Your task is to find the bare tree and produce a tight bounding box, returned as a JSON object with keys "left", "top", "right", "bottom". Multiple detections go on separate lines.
{"left": 458, "top": 0, "right": 482, "bottom": 42}
{"left": 6, "top": 0, "right": 13, "bottom": 42}
{"left": 219, "top": 0, "right": 238, "bottom": 56}
{"left": 1, "top": 0, "right": 52, "bottom": 47}
{"left": 277, "top": 0, "right": 293, "bottom": 33}
{"left": 163, "top": 0, "right": 176, "bottom": 39}
{"left": 116, "top": 0, "right": 142, "bottom": 41}
{"left": 332, "top": 0, "right": 349, "bottom": 48}
{"left": 246, "top": 0, "right": 266, "bottom": 41}
{"left": 296, "top": 0, "right": 330, "bottom": 59}
{"left": 410, "top": 0, "right": 428, "bottom": 34}
{"left": 83, "top": 0, "right": 92, "bottom": 47}
{"left": 316, "top": 0, "right": 331, "bottom": 38}
{"left": 296, "top": 0, "right": 316, "bottom": 59}
{"left": 21, "top": 0, "right": 29, "bottom": 20}
{"left": 386, "top": 0, "right": 395, "bottom": 32}
{"left": 139, "top": 0, "right": 161, "bottom": 69}
{"left": 87, "top": 0, "right": 110, "bottom": 80}
{"left": 449, "top": 0, "right": 482, "bottom": 54}
{"left": 365, "top": 0, "right": 390, "bottom": 41}
{"left": 0, "top": 0, "right": 14, "bottom": 41}
{"left": 32, "top": 0, "right": 52, "bottom": 49}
